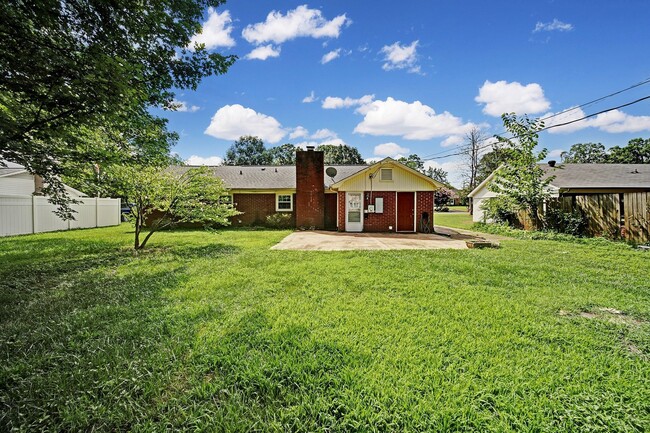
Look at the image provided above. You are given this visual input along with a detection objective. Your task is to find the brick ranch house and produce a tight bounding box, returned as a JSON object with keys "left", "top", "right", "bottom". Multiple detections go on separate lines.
{"left": 181, "top": 147, "right": 444, "bottom": 232}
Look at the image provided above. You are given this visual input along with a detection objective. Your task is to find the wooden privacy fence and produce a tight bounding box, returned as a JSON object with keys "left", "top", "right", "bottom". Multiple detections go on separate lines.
{"left": 540, "top": 192, "right": 649, "bottom": 243}
{"left": 0, "top": 195, "right": 121, "bottom": 237}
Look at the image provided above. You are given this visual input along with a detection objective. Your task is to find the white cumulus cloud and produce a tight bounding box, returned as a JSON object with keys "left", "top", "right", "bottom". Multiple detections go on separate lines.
{"left": 310, "top": 128, "right": 338, "bottom": 140}
{"left": 534, "top": 19, "right": 574, "bottom": 33}
{"left": 545, "top": 107, "right": 650, "bottom": 134}
{"left": 242, "top": 5, "right": 349, "bottom": 45}
{"left": 189, "top": 8, "right": 235, "bottom": 50}
{"left": 321, "top": 48, "right": 341, "bottom": 64}
{"left": 204, "top": 104, "right": 286, "bottom": 143}
{"left": 475, "top": 80, "right": 551, "bottom": 117}
{"left": 289, "top": 126, "right": 309, "bottom": 139}
{"left": 374, "top": 142, "right": 409, "bottom": 157}
{"left": 354, "top": 97, "right": 475, "bottom": 140}
{"left": 245, "top": 44, "right": 281, "bottom": 60}
{"left": 185, "top": 155, "right": 224, "bottom": 166}
{"left": 381, "top": 40, "right": 420, "bottom": 73}
{"left": 302, "top": 91, "right": 317, "bottom": 103}
{"left": 170, "top": 99, "right": 200, "bottom": 112}
{"left": 441, "top": 135, "right": 464, "bottom": 147}
{"left": 322, "top": 94, "right": 375, "bottom": 111}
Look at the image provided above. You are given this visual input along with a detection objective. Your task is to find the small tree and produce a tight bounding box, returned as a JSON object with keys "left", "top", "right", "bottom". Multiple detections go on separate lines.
{"left": 112, "top": 166, "right": 240, "bottom": 250}
{"left": 485, "top": 114, "right": 552, "bottom": 229}
{"left": 434, "top": 188, "right": 453, "bottom": 207}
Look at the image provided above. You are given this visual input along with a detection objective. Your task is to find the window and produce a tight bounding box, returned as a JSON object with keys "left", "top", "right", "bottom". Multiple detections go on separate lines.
{"left": 380, "top": 168, "right": 393, "bottom": 181}
{"left": 276, "top": 194, "right": 293, "bottom": 211}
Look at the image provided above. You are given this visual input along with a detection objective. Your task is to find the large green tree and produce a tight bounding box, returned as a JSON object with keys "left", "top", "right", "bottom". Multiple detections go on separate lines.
{"left": 0, "top": 0, "right": 235, "bottom": 216}
{"left": 224, "top": 136, "right": 271, "bottom": 165}
{"left": 318, "top": 144, "right": 365, "bottom": 165}
{"left": 486, "top": 114, "right": 552, "bottom": 228}
{"left": 398, "top": 154, "right": 425, "bottom": 172}
{"left": 111, "top": 166, "right": 240, "bottom": 250}
{"left": 560, "top": 143, "right": 608, "bottom": 163}
{"left": 608, "top": 138, "right": 650, "bottom": 163}
{"left": 267, "top": 143, "right": 298, "bottom": 165}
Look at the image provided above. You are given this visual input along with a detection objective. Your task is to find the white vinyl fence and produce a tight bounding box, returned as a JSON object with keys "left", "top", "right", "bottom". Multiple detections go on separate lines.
{"left": 0, "top": 195, "right": 121, "bottom": 237}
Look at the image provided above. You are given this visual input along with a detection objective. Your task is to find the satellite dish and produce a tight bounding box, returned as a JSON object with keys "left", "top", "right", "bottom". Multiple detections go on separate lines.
{"left": 326, "top": 167, "right": 337, "bottom": 177}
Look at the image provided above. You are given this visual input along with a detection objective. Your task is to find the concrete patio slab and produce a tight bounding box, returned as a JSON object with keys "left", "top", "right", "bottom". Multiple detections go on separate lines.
{"left": 271, "top": 230, "right": 473, "bottom": 251}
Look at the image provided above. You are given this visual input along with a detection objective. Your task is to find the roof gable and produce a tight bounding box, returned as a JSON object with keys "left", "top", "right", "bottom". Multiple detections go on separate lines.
{"left": 330, "top": 157, "right": 443, "bottom": 191}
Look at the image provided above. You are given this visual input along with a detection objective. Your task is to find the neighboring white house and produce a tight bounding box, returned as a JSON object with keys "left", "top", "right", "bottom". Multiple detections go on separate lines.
{"left": 0, "top": 162, "right": 121, "bottom": 236}
{"left": 468, "top": 162, "right": 650, "bottom": 222}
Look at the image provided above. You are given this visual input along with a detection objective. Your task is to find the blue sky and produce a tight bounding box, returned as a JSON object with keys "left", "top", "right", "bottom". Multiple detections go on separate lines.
{"left": 158, "top": 0, "right": 650, "bottom": 186}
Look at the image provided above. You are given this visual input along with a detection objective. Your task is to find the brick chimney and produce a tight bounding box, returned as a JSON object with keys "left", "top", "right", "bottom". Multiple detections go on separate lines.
{"left": 295, "top": 147, "right": 324, "bottom": 228}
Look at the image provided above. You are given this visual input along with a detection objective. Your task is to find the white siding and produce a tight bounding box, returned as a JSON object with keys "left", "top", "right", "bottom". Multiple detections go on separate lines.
{"left": 0, "top": 196, "right": 120, "bottom": 237}
{"left": 0, "top": 173, "right": 34, "bottom": 196}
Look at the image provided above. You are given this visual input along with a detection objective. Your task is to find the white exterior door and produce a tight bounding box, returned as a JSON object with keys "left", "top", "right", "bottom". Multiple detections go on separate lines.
{"left": 346, "top": 192, "right": 363, "bottom": 232}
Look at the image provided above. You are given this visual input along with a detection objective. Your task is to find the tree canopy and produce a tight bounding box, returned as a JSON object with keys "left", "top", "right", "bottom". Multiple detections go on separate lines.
{"left": 397, "top": 154, "right": 425, "bottom": 172}
{"left": 0, "top": 0, "right": 236, "bottom": 217}
{"left": 560, "top": 138, "right": 650, "bottom": 164}
{"left": 224, "top": 136, "right": 271, "bottom": 165}
{"left": 560, "top": 143, "right": 608, "bottom": 163}
{"left": 318, "top": 144, "right": 366, "bottom": 165}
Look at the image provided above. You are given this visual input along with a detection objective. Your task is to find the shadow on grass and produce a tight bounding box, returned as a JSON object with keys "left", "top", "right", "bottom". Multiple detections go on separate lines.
{"left": 0, "top": 242, "right": 194, "bottom": 431}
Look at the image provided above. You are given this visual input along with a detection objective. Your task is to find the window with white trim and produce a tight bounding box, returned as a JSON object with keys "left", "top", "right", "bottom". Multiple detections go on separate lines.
{"left": 380, "top": 168, "right": 393, "bottom": 181}
{"left": 276, "top": 194, "right": 293, "bottom": 211}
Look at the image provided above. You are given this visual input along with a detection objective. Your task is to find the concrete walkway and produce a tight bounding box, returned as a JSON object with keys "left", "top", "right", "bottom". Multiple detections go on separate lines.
{"left": 271, "top": 230, "right": 473, "bottom": 251}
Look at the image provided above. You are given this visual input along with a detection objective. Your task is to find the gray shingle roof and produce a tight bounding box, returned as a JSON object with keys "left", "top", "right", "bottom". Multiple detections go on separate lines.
{"left": 541, "top": 163, "right": 650, "bottom": 189}
{"left": 175, "top": 165, "right": 367, "bottom": 190}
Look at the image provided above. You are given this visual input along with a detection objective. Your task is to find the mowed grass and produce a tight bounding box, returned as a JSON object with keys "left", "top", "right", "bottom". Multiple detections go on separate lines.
{"left": 434, "top": 207, "right": 475, "bottom": 230}
{"left": 1, "top": 225, "right": 649, "bottom": 432}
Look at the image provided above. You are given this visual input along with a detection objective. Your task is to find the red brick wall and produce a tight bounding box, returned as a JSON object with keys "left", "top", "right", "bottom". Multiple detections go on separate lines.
{"left": 416, "top": 191, "right": 435, "bottom": 232}
{"left": 231, "top": 193, "right": 295, "bottom": 226}
{"left": 296, "top": 150, "right": 324, "bottom": 228}
{"left": 364, "top": 191, "right": 397, "bottom": 232}
{"left": 336, "top": 190, "right": 435, "bottom": 232}
{"left": 337, "top": 192, "right": 346, "bottom": 232}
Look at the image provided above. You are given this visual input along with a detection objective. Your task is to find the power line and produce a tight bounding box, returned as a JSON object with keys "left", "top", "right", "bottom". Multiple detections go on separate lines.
{"left": 420, "top": 76, "right": 650, "bottom": 160}
{"left": 422, "top": 94, "right": 650, "bottom": 161}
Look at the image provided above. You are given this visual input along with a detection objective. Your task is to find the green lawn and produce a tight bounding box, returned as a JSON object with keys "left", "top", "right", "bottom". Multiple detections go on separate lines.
{"left": 1, "top": 225, "right": 649, "bottom": 432}
{"left": 434, "top": 208, "right": 475, "bottom": 230}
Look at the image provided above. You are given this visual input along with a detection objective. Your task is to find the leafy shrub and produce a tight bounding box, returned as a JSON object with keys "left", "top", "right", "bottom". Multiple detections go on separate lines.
{"left": 265, "top": 213, "right": 293, "bottom": 229}
{"left": 544, "top": 207, "right": 587, "bottom": 236}
{"left": 481, "top": 196, "right": 518, "bottom": 225}
{"left": 435, "top": 206, "right": 450, "bottom": 212}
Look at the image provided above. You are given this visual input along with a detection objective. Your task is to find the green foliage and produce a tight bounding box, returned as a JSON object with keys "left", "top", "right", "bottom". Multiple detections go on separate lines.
{"left": 267, "top": 143, "right": 298, "bottom": 165}
{"left": 265, "top": 213, "right": 293, "bottom": 229}
{"left": 110, "top": 165, "right": 240, "bottom": 249}
{"left": 0, "top": 0, "right": 235, "bottom": 217}
{"left": 397, "top": 154, "right": 425, "bottom": 172}
{"left": 561, "top": 138, "right": 650, "bottom": 164}
{"left": 1, "top": 227, "right": 648, "bottom": 431}
{"left": 607, "top": 138, "right": 650, "bottom": 163}
{"left": 480, "top": 196, "right": 518, "bottom": 225}
{"left": 317, "top": 144, "right": 366, "bottom": 165}
{"left": 544, "top": 207, "right": 588, "bottom": 236}
{"left": 224, "top": 136, "right": 271, "bottom": 165}
{"left": 561, "top": 143, "right": 608, "bottom": 163}
{"left": 487, "top": 114, "right": 553, "bottom": 228}
{"left": 427, "top": 167, "right": 448, "bottom": 184}
{"left": 475, "top": 146, "right": 513, "bottom": 186}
